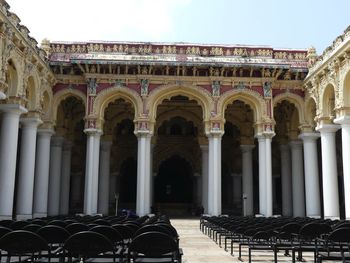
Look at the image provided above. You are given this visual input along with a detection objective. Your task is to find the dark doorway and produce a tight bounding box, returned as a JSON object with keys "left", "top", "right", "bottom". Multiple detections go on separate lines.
{"left": 154, "top": 155, "right": 193, "bottom": 215}
{"left": 118, "top": 157, "right": 137, "bottom": 210}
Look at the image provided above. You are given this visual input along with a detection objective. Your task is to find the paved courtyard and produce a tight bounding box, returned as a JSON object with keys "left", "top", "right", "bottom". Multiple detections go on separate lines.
{"left": 171, "top": 219, "right": 318, "bottom": 263}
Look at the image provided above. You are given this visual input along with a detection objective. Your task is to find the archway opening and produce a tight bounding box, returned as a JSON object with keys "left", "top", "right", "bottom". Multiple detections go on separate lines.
{"left": 118, "top": 157, "right": 137, "bottom": 211}
{"left": 154, "top": 155, "right": 193, "bottom": 215}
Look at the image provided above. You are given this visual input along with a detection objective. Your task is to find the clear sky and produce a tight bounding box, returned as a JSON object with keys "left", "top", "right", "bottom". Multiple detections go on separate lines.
{"left": 6, "top": 0, "right": 350, "bottom": 54}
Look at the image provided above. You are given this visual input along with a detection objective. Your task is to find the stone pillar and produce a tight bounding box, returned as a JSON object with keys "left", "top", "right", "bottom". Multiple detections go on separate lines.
{"left": 33, "top": 129, "right": 54, "bottom": 218}
{"left": 290, "top": 140, "right": 305, "bottom": 217}
{"left": 0, "top": 91, "right": 5, "bottom": 100}
{"left": 299, "top": 132, "right": 321, "bottom": 217}
{"left": 200, "top": 144, "right": 209, "bottom": 213}
{"left": 48, "top": 136, "right": 64, "bottom": 216}
{"left": 0, "top": 104, "right": 27, "bottom": 219}
{"left": 207, "top": 131, "right": 223, "bottom": 216}
{"left": 317, "top": 124, "right": 340, "bottom": 219}
{"left": 98, "top": 140, "right": 112, "bottom": 215}
{"left": 257, "top": 134, "right": 273, "bottom": 217}
{"left": 232, "top": 174, "right": 242, "bottom": 208}
{"left": 136, "top": 131, "right": 152, "bottom": 216}
{"left": 84, "top": 129, "right": 101, "bottom": 215}
{"left": 241, "top": 145, "right": 254, "bottom": 216}
{"left": 59, "top": 141, "right": 73, "bottom": 215}
{"left": 280, "top": 144, "right": 293, "bottom": 216}
{"left": 335, "top": 116, "right": 350, "bottom": 219}
{"left": 16, "top": 117, "right": 42, "bottom": 220}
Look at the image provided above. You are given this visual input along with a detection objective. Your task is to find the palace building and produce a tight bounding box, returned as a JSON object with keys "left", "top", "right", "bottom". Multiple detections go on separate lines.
{"left": 0, "top": 1, "right": 350, "bottom": 220}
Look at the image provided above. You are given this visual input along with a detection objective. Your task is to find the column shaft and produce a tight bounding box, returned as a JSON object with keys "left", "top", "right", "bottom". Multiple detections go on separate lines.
{"left": 33, "top": 129, "right": 54, "bottom": 218}
{"left": 280, "top": 144, "right": 293, "bottom": 216}
{"left": 258, "top": 137, "right": 266, "bottom": 215}
{"left": 0, "top": 105, "right": 27, "bottom": 219}
{"left": 208, "top": 133, "right": 222, "bottom": 216}
{"left": 98, "top": 141, "right": 112, "bottom": 215}
{"left": 16, "top": 117, "right": 41, "bottom": 220}
{"left": 290, "top": 140, "right": 305, "bottom": 217}
{"left": 84, "top": 130, "right": 101, "bottom": 215}
{"left": 318, "top": 124, "right": 340, "bottom": 219}
{"left": 241, "top": 145, "right": 254, "bottom": 216}
{"left": 300, "top": 133, "right": 321, "bottom": 217}
{"left": 59, "top": 141, "right": 72, "bottom": 215}
{"left": 265, "top": 137, "right": 273, "bottom": 217}
{"left": 200, "top": 145, "right": 209, "bottom": 213}
{"left": 48, "top": 136, "right": 64, "bottom": 216}
{"left": 136, "top": 132, "right": 152, "bottom": 216}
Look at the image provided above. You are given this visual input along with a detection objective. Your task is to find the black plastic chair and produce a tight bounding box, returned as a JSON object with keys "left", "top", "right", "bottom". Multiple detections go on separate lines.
{"left": 48, "top": 220, "right": 67, "bottom": 228}
{"left": 0, "top": 230, "right": 48, "bottom": 262}
{"left": 0, "top": 220, "right": 14, "bottom": 228}
{"left": 128, "top": 231, "right": 182, "bottom": 263}
{"left": 10, "top": 221, "right": 30, "bottom": 230}
{"left": 65, "top": 223, "right": 89, "bottom": 234}
{"left": 23, "top": 224, "right": 42, "bottom": 233}
{"left": 64, "top": 231, "right": 117, "bottom": 263}
{"left": 316, "top": 227, "right": 350, "bottom": 263}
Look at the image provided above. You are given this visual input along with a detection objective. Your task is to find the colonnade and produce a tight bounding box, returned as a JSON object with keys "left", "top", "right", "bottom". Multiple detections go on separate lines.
{"left": 1, "top": 103, "right": 350, "bottom": 219}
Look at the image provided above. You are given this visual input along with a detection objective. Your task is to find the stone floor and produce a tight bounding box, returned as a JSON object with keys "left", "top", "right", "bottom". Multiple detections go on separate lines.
{"left": 171, "top": 218, "right": 326, "bottom": 263}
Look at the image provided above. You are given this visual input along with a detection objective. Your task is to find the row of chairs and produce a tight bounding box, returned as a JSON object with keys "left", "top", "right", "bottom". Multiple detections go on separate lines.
{"left": 0, "top": 214, "right": 183, "bottom": 263}
{"left": 200, "top": 215, "right": 350, "bottom": 263}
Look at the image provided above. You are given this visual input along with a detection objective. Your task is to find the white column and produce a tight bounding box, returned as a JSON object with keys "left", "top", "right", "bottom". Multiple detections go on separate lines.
{"left": 257, "top": 136, "right": 266, "bottom": 215}
{"left": 0, "top": 91, "right": 6, "bottom": 100}
{"left": 98, "top": 140, "right": 112, "bottom": 215}
{"left": 241, "top": 145, "right": 254, "bottom": 216}
{"left": 16, "top": 117, "right": 42, "bottom": 220}
{"left": 299, "top": 133, "right": 321, "bottom": 217}
{"left": 0, "top": 104, "right": 27, "bottom": 219}
{"left": 207, "top": 131, "right": 222, "bottom": 216}
{"left": 317, "top": 124, "right": 340, "bottom": 219}
{"left": 33, "top": 129, "right": 54, "bottom": 218}
{"left": 257, "top": 134, "right": 273, "bottom": 217}
{"left": 200, "top": 144, "right": 209, "bottom": 213}
{"left": 280, "top": 144, "right": 293, "bottom": 216}
{"left": 335, "top": 116, "right": 350, "bottom": 219}
{"left": 136, "top": 131, "right": 152, "bottom": 216}
{"left": 289, "top": 140, "right": 305, "bottom": 217}
{"left": 48, "top": 136, "right": 64, "bottom": 216}
{"left": 84, "top": 129, "right": 101, "bottom": 215}
{"left": 59, "top": 141, "right": 72, "bottom": 215}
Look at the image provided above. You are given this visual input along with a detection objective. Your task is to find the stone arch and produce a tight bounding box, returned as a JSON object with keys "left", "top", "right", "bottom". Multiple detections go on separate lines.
{"left": 217, "top": 89, "right": 265, "bottom": 122}
{"left": 273, "top": 92, "right": 306, "bottom": 125}
{"left": 320, "top": 83, "right": 336, "bottom": 118}
{"left": 52, "top": 89, "right": 86, "bottom": 122}
{"left": 26, "top": 74, "right": 39, "bottom": 111}
{"left": 154, "top": 149, "right": 197, "bottom": 174}
{"left": 147, "top": 84, "right": 212, "bottom": 122}
{"left": 305, "top": 97, "right": 317, "bottom": 128}
{"left": 94, "top": 86, "right": 142, "bottom": 121}
{"left": 341, "top": 69, "right": 350, "bottom": 107}
{"left": 155, "top": 108, "right": 202, "bottom": 132}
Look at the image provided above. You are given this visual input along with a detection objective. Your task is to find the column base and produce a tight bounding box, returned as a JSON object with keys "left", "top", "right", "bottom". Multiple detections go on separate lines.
{"left": 324, "top": 216, "right": 340, "bottom": 220}
{"left": 0, "top": 215, "right": 12, "bottom": 220}
{"left": 33, "top": 213, "right": 47, "bottom": 218}
{"left": 307, "top": 215, "right": 321, "bottom": 219}
{"left": 16, "top": 214, "right": 33, "bottom": 220}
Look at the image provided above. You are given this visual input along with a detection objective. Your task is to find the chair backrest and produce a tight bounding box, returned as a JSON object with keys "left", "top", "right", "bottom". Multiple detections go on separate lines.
{"left": 93, "top": 219, "right": 111, "bottom": 226}
{"left": 65, "top": 223, "right": 89, "bottom": 234}
{"left": 0, "top": 220, "right": 14, "bottom": 228}
{"left": 0, "top": 226, "right": 11, "bottom": 238}
{"left": 23, "top": 224, "right": 42, "bottom": 233}
{"left": 10, "top": 221, "right": 30, "bottom": 230}
{"left": 64, "top": 231, "right": 114, "bottom": 257}
{"left": 281, "top": 222, "right": 302, "bottom": 234}
{"left": 327, "top": 228, "right": 350, "bottom": 243}
{"left": 0, "top": 230, "right": 48, "bottom": 254}
{"left": 37, "top": 225, "right": 70, "bottom": 244}
{"left": 48, "top": 220, "right": 67, "bottom": 228}
{"left": 90, "top": 225, "right": 123, "bottom": 244}
{"left": 112, "top": 224, "right": 134, "bottom": 239}
{"left": 155, "top": 223, "right": 178, "bottom": 238}
{"left": 299, "top": 223, "right": 320, "bottom": 240}
{"left": 134, "top": 225, "right": 172, "bottom": 238}
{"left": 129, "top": 231, "right": 178, "bottom": 257}
{"left": 30, "top": 219, "right": 47, "bottom": 226}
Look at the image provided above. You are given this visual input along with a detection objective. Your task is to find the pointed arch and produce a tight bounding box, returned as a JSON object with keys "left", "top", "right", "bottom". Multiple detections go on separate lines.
{"left": 146, "top": 84, "right": 212, "bottom": 122}
{"left": 273, "top": 92, "right": 306, "bottom": 125}
{"left": 94, "top": 86, "right": 142, "bottom": 121}
{"left": 217, "top": 89, "right": 265, "bottom": 122}
{"left": 52, "top": 89, "right": 86, "bottom": 122}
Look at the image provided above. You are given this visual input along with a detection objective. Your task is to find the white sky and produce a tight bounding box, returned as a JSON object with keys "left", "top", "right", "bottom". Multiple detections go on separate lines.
{"left": 6, "top": 0, "right": 350, "bottom": 54}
